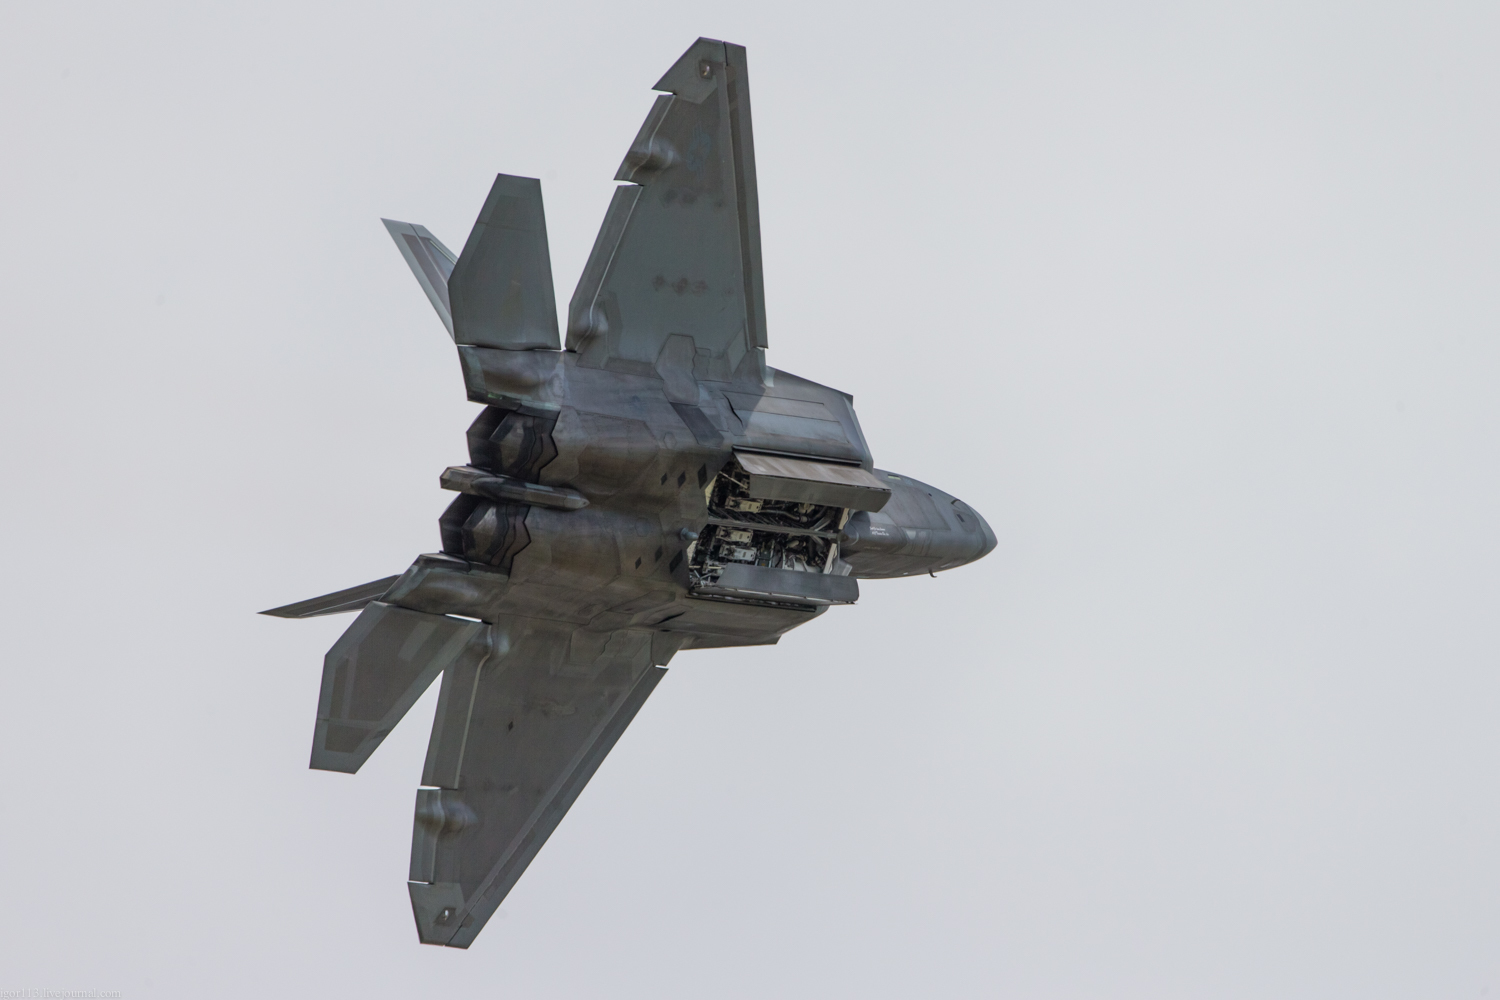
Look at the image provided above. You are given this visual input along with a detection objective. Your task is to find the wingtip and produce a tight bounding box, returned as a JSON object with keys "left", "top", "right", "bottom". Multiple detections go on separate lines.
{"left": 652, "top": 37, "right": 730, "bottom": 100}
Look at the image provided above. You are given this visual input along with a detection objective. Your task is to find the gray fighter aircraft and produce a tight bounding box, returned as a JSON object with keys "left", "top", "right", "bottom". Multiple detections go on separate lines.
{"left": 264, "top": 37, "right": 995, "bottom": 948}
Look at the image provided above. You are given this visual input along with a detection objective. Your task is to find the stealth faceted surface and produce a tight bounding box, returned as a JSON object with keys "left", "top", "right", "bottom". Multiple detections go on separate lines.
{"left": 266, "top": 37, "right": 994, "bottom": 947}
{"left": 9, "top": 6, "right": 1500, "bottom": 995}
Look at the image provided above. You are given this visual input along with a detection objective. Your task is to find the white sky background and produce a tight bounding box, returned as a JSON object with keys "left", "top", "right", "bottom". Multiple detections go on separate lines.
{"left": 0, "top": 1, "right": 1496, "bottom": 996}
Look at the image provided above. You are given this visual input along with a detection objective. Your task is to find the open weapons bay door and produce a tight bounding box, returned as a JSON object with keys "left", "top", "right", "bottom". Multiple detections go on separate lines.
{"left": 685, "top": 452, "right": 891, "bottom": 607}
{"left": 734, "top": 452, "right": 890, "bottom": 512}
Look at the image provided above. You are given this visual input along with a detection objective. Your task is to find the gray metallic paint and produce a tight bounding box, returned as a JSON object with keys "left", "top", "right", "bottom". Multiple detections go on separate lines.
{"left": 264, "top": 36, "right": 995, "bottom": 948}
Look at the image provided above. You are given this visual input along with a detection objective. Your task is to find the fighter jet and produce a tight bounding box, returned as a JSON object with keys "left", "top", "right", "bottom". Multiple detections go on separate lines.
{"left": 264, "top": 37, "right": 995, "bottom": 948}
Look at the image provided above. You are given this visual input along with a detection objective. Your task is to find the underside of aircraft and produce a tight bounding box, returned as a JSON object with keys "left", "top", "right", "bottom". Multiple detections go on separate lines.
{"left": 264, "top": 37, "right": 995, "bottom": 948}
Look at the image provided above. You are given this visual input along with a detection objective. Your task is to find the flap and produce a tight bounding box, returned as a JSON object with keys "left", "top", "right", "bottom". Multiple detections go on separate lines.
{"left": 735, "top": 452, "right": 891, "bottom": 512}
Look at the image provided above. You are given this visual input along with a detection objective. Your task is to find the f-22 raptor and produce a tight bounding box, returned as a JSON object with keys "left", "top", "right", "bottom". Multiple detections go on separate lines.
{"left": 265, "top": 37, "right": 995, "bottom": 948}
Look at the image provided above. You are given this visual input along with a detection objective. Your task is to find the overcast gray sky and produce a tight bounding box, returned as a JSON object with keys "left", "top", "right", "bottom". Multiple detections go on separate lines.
{"left": 1, "top": 1, "right": 1497, "bottom": 996}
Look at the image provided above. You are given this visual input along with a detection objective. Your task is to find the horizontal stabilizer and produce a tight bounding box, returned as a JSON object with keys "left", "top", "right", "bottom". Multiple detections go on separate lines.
{"left": 311, "top": 602, "right": 488, "bottom": 774}
{"left": 259, "top": 576, "right": 399, "bottom": 618}
{"left": 450, "top": 174, "right": 561, "bottom": 350}
{"left": 383, "top": 219, "right": 459, "bottom": 337}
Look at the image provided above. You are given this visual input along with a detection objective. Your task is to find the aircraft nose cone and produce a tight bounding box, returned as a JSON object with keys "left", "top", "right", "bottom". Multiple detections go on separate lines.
{"left": 842, "top": 475, "right": 998, "bottom": 578}
{"left": 973, "top": 505, "right": 998, "bottom": 562}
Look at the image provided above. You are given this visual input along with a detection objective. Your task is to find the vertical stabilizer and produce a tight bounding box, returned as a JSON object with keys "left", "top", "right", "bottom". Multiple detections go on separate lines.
{"left": 382, "top": 219, "right": 459, "bottom": 337}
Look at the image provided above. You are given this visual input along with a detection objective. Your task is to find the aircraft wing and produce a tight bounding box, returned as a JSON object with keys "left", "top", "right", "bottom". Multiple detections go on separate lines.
{"left": 408, "top": 615, "right": 664, "bottom": 947}
{"left": 568, "top": 37, "right": 767, "bottom": 383}
{"left": 303, "top": 598, "right": 666, "bottom": 948}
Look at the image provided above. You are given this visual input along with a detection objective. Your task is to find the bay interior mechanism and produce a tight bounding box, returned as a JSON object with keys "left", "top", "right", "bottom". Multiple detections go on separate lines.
{"left": 687, "top": 452, "right": 891, "bottom": 608}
